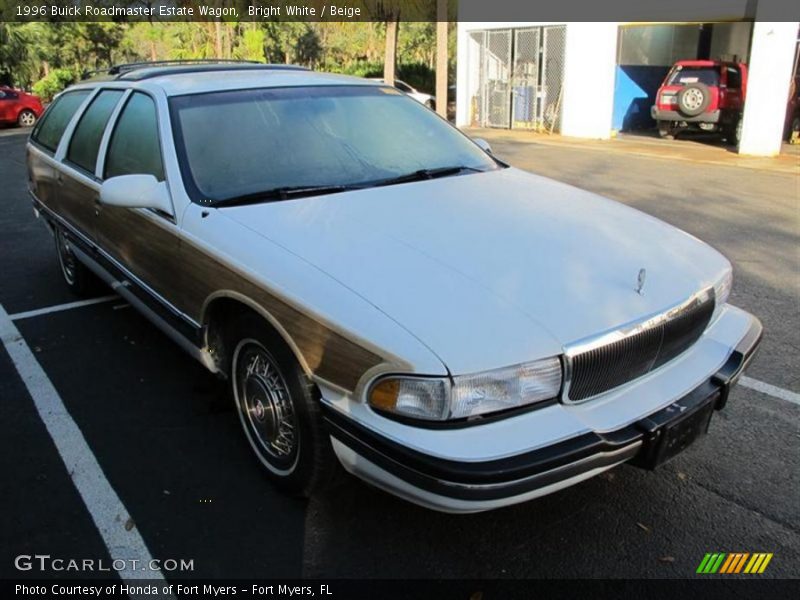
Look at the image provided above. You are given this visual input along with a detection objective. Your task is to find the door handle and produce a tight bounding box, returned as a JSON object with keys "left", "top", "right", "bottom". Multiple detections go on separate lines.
{"left": 55, "top": 172, "right": 63, "bottom": 186}
{"left": 93, "top": 195, "right": 101, "bottom": 216}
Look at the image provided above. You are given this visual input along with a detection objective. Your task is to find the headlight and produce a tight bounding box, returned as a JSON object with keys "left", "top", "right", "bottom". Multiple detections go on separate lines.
{"left": 714, "top": 269, "right": 733, "bottom": 306}
{"left": 368, "top": 357, "right": 562, "bottom": 421}
{"left": 368, "top": 377, "right": 449, "bottom": 420}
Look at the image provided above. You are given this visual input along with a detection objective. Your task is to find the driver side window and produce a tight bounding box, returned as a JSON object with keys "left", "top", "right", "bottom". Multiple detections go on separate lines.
{"left": 104, "top": 92, "right": 164, "bottom": 181}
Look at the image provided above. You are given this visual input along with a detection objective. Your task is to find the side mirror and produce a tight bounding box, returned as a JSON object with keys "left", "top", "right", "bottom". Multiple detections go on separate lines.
{"left": 473, "top": 138, "right": 492, "bottom": 154}
{"left": 99, "top": 174, "right": 173, "bottom": 217}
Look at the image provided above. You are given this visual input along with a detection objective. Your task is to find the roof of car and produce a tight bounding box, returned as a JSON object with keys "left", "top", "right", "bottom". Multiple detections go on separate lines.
{"left": 72, "top": 63, "right": 382, "bottom": 97}
{"left": 674, "top": 59, "right": 743, "bottom": 67}
{"left": 150, "top": 68, "right": 379, "bottom": 96}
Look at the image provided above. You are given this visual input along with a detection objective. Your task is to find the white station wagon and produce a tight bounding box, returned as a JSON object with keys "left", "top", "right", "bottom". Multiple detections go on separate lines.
{"left": 27, "top": 62, "right": 761, "bottom": 512}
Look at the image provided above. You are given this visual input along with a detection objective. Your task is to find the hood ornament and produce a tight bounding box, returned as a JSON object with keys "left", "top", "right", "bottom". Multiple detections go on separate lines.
{"left": 636, "top": 268, "right": 647, "bottom": 295}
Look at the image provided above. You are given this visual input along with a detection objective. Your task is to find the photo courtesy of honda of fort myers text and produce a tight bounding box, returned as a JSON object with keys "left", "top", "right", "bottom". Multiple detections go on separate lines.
{"left": 1, "top": 0, "right": 799, "bottom": 599}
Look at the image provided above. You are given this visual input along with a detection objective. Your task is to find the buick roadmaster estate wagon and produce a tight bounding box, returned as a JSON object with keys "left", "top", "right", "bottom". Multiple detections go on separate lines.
{"left": 26, "top": 62, "right": 762, "bottom": 512}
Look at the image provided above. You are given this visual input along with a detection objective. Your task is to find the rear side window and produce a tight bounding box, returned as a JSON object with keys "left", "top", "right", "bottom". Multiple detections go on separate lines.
{"left": 726, "top": 67, "right": 741, "bottom": 90}
{"left": 66, "top": 90, "right": 124, "bottom": 174}
{"left": 31, "top": 90, "right": 91, "bottom": 153}
{"left": 104, "top": 93, "right": 164, "bottom": 181}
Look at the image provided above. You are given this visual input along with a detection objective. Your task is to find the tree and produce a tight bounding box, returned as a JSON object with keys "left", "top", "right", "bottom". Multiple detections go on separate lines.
{"left": 1, "top": 20, "right": 450, "bottom": 97}
{"left": 398, "top": 22, "right": 436, "bottom": 67}
{"left": 383, "top": 14, "right": 400, "bottom": 84}
{"left": 0, "top": 23, "right": 29, "bottom": 86}
{"left": 81, "top": 23, "right": 126, "bottom": 69}
{"left": 360, "top": 1, "right": 408, "bottom": 85}
{"left": 234, "top": 24, "right": 267, "bottom": 62}
{"left": 435, "top": 0, "right": 448, "bottom": 117}
{"left": 262, "top": 23, "right": 322, "bottom": 67}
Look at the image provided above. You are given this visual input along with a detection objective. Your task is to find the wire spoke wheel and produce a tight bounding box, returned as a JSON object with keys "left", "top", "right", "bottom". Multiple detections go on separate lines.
{"left": 233, "top": 340, "right": 300, "bottom": 473}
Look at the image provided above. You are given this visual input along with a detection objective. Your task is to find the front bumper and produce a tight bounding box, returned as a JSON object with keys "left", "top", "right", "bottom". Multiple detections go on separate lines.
{"left": 651, "top": 107, "right": 721, "bottom": 123}
{"left": 325, "top": 313, "right": 762, "bottom": 513}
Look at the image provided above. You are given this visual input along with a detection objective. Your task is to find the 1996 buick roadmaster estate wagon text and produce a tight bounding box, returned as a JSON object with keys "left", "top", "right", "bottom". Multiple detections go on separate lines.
{"left": 26, "top": 62, "right": 761, "bottom": 512}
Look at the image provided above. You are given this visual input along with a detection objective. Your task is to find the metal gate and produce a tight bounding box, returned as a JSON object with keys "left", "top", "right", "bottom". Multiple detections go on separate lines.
{"left": 485, "top": 29, "right": 512, "bottom": 128}
{"left": 511, "top": 28, "right": 540, "bottom": 129}
{"left": 469, "top": 25, "right": 566, "bottom": 132}
{"left": 541, "top": 25, "right": 567, "bottom": 132}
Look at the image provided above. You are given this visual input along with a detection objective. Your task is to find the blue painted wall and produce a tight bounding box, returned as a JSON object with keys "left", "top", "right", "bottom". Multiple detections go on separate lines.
{"left": 612, "top": 65, "right": 671, "bottom": 131}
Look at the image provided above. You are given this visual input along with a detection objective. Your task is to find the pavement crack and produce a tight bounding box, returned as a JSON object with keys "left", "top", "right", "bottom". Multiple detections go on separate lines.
{"left": 687, "top": 477, "right": 799, "bottom": 534}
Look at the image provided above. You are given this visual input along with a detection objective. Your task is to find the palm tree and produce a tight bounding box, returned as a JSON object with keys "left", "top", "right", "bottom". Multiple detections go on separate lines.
{"left": 435, "top": 0, "right": 448, "bottom": 117}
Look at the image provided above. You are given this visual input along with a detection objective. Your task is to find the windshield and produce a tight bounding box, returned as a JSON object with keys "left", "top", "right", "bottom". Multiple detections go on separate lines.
{"left": 668, "top": 66, "right": 720, "bottom": 87}
{"left": 169, "top": 85, "right": 499, "bottom": 204}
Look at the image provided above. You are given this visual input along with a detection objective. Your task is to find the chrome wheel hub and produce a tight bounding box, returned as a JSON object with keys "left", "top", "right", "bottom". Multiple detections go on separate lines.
{"left": 682, "top": 88, "right": 704, "bottom": 110}
{"left": 20, "top": 112, "right": 35, "bottom": 126}
{"left": 56, "top": 232, "right": 77, "bottom": 285}
{"left": 237, "top": 345, "right": 297, "bottom": 464}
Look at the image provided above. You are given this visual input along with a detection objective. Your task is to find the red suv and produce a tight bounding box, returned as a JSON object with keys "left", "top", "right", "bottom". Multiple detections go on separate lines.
{"left": 652, "top": 60, "right": 747, "bottom": 144}
{"left": 0, "top": 86, "right": 44, "bottom": 128}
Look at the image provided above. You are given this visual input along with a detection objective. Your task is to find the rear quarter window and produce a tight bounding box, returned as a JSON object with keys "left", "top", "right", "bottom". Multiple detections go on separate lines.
{"left": 31, "top": 90, "right": 92, "bottom": 153}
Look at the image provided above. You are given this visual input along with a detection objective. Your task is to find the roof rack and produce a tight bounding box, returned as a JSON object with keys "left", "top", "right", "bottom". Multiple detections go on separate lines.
{"left": 81, "top": 60, "right": 308, "bottom": 81}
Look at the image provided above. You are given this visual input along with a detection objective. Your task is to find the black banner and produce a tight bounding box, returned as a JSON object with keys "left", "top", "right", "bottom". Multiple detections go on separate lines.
{"left": 0, "top": 0, "right": 798, "bottom": 23}
{"left": 5, "top": 579, "right": 800, "bottom": 600}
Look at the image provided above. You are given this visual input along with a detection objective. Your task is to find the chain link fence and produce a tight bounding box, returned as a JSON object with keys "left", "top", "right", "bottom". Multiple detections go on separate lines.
{"left": 467, "top": 25, "right": 566, "bottom": 133}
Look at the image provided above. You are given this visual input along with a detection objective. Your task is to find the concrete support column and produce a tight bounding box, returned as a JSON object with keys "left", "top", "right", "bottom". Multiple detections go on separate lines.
{"left": 560, "top": 23, "right": 618, "bottom": 139}
{"left": 455, "top": 22, "right": 472, "bottom": 128}
{"left": 738, "top": 20, "right": 798, "bottom": 156}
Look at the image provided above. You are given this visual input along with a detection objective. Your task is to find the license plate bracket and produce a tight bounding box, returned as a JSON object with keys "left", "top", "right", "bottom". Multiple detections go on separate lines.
{"left": 633, "top": 392, "right": 717, "bottom": 470}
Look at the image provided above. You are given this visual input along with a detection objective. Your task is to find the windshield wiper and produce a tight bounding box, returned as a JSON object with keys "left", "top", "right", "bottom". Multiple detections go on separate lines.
{"left": 212, "top": 166, "right": 485, "bottom": 207}
{"left": 213, "top": 185, "right": 353, "bottom": 208}
{"left": 366, "top": 165, "right": 485, "bottom": 189}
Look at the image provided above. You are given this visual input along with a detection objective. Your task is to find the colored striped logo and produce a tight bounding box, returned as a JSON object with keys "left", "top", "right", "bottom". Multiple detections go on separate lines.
{"left": 696, "top": 552, "right": 773, "bottom": 574}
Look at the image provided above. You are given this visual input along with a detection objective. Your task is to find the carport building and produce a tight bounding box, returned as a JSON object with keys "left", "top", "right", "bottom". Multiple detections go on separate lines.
{"left": 456, "top": 6, "right": 799, "bottom": 156}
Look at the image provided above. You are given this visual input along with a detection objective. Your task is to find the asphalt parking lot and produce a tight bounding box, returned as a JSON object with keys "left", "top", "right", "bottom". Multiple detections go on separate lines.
{"left": 1, "top": 126, "right": 798, "bottom": 583}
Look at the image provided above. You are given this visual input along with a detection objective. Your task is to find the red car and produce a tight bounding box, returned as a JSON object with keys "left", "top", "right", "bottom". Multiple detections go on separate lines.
{"left": 652, "top": 60, "right": 747, "bottom": 144}
{"left": 0, "top": 86, "right": 44, "bottom": 128}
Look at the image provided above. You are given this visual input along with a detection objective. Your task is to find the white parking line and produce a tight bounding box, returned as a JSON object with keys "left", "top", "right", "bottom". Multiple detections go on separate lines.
{"left": 0, "top": 303, "right": 164, "bottom": 583}
{"left": 8, "top": 295, "right": 117, "bottom": 321}
{"left": 739, "top": 376, "right": 800, "bottom": 406}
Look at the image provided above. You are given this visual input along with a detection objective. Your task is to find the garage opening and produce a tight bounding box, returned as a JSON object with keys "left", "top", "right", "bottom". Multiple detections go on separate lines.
{"left": 613, "top": 22, "right": 753, "bottom": 133}
{"left": 466, "top": 25, "right": 567, "bottom": 132}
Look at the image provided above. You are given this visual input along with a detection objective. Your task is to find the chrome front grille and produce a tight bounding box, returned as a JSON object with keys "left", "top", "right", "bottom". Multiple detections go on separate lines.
{"left": 565, "top": 289, "right": 715, "bottom": 402}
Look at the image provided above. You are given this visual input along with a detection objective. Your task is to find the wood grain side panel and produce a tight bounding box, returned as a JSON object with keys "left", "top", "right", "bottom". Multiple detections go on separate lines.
{"left": 176, "top": 243, "right": 384, "bottom": 392}
{"left": 95, "top": 206, "right": 181, "bottom": 304}
{"left": 27, "top": 149, "right": 59, "bottom": 213}
{"left": 58, "top": 171, "right": 97, "bottom": 239}
{"left": 93, "top": 203, "right": 383, "bottom": 391}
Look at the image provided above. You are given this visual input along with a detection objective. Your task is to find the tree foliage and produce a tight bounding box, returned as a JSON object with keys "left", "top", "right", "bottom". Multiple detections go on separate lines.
{"left": 1, "top": 21, "right": 454, "bottom": 98}
{"left": 32, "top": 68, "right": 80, "bottom": 102}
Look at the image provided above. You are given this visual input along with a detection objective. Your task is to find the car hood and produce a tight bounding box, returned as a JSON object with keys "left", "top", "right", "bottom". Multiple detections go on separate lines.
{"left": 223, "top": 168, "right": 729, "bottom": 374}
